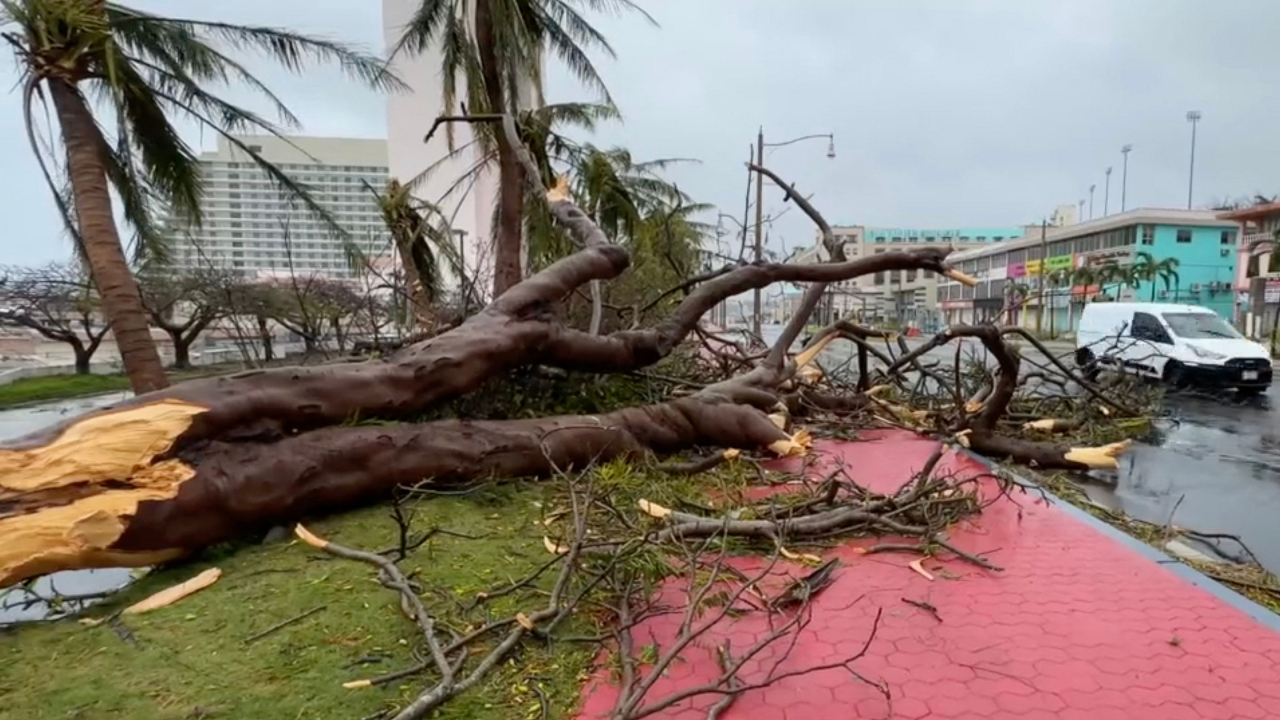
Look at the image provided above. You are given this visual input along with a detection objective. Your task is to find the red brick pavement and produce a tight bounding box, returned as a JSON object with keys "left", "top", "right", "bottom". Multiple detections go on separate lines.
{"left": 576, "top": 429, "right": 1280, "bottom": 719}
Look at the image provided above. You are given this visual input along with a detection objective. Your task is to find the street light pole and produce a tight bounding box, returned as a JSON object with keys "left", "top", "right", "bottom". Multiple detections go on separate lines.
{"left": 750, "top": 130, "right": 836, "bottom": 339}
{"left": 752, "top": 128, "right": 764, "bottom": 339}
{"left": 1104, "top": 168, "right": 1112, "bottom": 216}
{"left": 1089, "top": 184, "right": 1096, "bottom": 219}
{"left": 1078, "top": 199, "right": 1085, "bottom": 224}
{"left": 1186, "top": 110, "right": 1202, "bottom": 210}
{"left": 1037, "top": 219, "right": 1047, "bottom": 335}
{"left": 1120, "top": 144, "right": 1133, "bottom": 212}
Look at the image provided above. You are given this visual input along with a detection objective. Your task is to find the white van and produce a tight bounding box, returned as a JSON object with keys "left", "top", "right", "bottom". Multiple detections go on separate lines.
{"left": 1075, "top": 302, "right": 1272, "bottom": 394}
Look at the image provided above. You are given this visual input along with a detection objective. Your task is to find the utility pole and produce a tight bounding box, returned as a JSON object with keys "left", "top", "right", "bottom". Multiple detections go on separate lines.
{"left": 1078, "top": 199, "right": 1085, "bottom": 223}
{"left": 1104, "top": 167, "right": 1112, "bottom": 216}
{"left": 1120, "top": 144, "right": 1133, "bottom": 212}
{"left": 1037, "top": 219, "right": 1047, "bottom": 335}
{"left": 1187, "top": 111, "right": 1202, "bottom": 210}
{"left": 1089, "top": 184, "right": 1096, "bottom": 219}
{"left": 752, "top": 128, "right": 764, "bottom": 339}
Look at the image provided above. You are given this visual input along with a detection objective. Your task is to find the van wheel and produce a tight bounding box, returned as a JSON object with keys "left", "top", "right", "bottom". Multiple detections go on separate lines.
{"left": 1163, "top": 361, "right": 1187, "bottom": 389}
{"left": 1075, "top": 348, "right": 1100, "bottom": 382}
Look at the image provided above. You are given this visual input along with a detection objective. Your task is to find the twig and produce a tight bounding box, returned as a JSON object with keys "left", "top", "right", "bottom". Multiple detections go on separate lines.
{"left": 245, "top": 605, "right": 326, "bottom": 644}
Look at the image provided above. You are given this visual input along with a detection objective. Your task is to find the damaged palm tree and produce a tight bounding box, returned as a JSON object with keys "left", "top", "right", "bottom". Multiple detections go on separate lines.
{"left": 0, "top": 115, "right": 1135, "bottom": 590}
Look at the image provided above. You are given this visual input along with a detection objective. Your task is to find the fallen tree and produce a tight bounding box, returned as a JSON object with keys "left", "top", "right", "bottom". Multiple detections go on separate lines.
{"left": 0, "top": 115, "right": 1140, "bottom": 590}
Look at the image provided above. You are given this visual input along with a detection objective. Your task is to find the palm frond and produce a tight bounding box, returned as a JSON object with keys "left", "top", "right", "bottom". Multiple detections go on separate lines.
{"left": 111, "top": 8, "right": 406, "bottom": 92}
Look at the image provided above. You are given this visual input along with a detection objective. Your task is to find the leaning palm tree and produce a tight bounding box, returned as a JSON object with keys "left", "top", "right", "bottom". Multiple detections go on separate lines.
{"left": 375, "top": 179, "right": 444, "bottom": 330}
{"left": 3, "top": 0, "right": 401, "bottom": 392}
{"left": 393, "top": 0, "right": 653, "bottom": 298}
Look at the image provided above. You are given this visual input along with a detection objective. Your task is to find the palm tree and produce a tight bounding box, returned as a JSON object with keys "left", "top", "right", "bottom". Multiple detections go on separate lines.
{"left": 393, "top": 0, "right": 653, "bottom": 298}
{"left": 1004, "top": 281, "right": 1030, "bottom": 325}
{"left": 1152, "top": 256, "right": 1181, "bottom": 302}
{"left": 1131, "top": 252, "right": 1158, "bottom": 300}
{"left": 4, "top": 1, "right": 401, "bottom": 392}
{"left": 1045, "top": 268, "right": 1072, "bottom": 337}
{"left": 375, "top": 179, "right": 445, "bottom": 330}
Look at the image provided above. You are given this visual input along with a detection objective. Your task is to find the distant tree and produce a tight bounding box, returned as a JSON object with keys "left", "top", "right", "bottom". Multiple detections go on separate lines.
{"left": 4, "top": 0, "right": 401, "bottom": 392}
{"left": 1004, "top": 281, "right": 1030, "bottom": 324}
{"left": 0, "top": 263, "right": 108, "bottom": 373}
{"left": 137, "top": 268, "right": 235, "bottom": 368}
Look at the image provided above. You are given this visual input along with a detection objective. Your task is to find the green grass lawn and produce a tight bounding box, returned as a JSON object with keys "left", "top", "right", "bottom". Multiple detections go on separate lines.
{"left": 0, "top": 374, "right": 131, "bottom": 408}
{"left": 0, "top": 484, "right": 600, "bottom": 720}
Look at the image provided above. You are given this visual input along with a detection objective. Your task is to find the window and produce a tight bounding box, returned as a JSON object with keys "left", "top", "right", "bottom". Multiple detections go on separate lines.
{"left": 1142, "top": 225, "right": 1154, "bottom": 245}
{"left": 976, "top": 236, "right": 986, "bottom": 242}
{"left": 1130, "top": 312, "right": 1170, "bottom": 344}
{"left": 890, "top": 270, "right": 901, "bottom": 282}
{"left": 247, "top": 145, "right": 262, "bottom": 153}
{"left": 1176, "top": 229, "right": 1192, "bottom": 244}
{"left": 994, "top": 236, "right": 1003, "bottom": 242}
{"left": 874, "top": 272, "right": 884, "bottom": 285}
{"left": 906, "top": 269, "right": 917, "bottom": 282}
{"left": 1163, "top": 312, "right": 1241, "bottom": 339}
{"left": 1221, "top": 231, "right": 1236, "bottom": 245}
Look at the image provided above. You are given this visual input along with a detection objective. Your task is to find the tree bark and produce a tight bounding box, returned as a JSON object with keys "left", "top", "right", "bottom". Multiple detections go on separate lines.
{"left": 171, "top": 332, "right": 191, "bottom": 370}
{"left": 257, "top": 315, "right": 274, "bottom": 362}
{"left": 47, "top": 80, "right": 168, "bottom": 394}
{"left": 475, "top": 0, "right": 524, "bottom": 297}
{"left": 72, "top": 340, "right": 91, "bottom": 375}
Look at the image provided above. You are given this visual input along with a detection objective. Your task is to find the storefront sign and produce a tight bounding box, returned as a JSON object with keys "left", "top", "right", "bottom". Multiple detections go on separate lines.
{"left": 1025, "top": 259, "right": 1043, "bottom": 276}
{"left": 940, "top": 300, "right": 972, "bottom": 310}
{"left": 987, "top": 265, "right": 1007, "bottom": 281}
{"left": 1045, "top": 255, "right": 1073, "bottom": 272}
{"left": 1008, "top": 262, "right": 1026, "bottom": 278}
{"left": 1266, "top": 278, "right": 1280, "bottom": 304}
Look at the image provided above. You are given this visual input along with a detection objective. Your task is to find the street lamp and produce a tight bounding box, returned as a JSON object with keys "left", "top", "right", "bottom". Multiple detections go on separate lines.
{"left": 1186, "top": 111, "right": 1202, "bottom": 210}
{"left": 1078, "top": 199, "right": 1085, "bottom": 224}
{"left": 752, "top": 129, "right": 836, "bottom": 338}
{"left": 1120, "top": 144, "right": 1133, "bottom": 212}
{"left": 1104, "top": 167, "right": 1112, "bottom": 216}
{"left": 1089, "top": 184, "right": 1096, "bottom": 219}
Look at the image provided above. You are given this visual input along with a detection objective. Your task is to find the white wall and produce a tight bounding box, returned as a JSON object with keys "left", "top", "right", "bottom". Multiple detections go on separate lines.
{"left": 382, "top": 0, "right": 498, "bottom": 298}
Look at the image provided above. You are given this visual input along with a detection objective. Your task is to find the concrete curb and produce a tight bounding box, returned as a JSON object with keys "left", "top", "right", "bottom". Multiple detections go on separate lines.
{"left": 959, "top": 448, "right": 1280, "bottom": 633}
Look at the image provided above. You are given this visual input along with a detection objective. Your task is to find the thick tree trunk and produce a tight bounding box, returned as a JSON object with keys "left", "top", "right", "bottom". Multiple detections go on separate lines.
{"left": 72, "top": 344, "right": 91, "bottom": 375}
{"left": 171, "top": 333, "right": 191, "bottom": 370}
{"left": 475, "top": 0, "right": 524, "bottom": 297}
{"left": 257, "top": 315, "right": 274, "bottom": 362}
{"left": 47, "top": 80, "right": 169, "bottom": 394}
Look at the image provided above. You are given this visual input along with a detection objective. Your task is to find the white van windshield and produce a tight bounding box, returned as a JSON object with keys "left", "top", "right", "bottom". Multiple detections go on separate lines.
{"left": 1162, "top": 312, "right": 1241, "bottom": 339}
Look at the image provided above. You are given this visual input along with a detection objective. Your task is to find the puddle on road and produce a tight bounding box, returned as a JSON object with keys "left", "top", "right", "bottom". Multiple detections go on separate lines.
{"left": 1087, "top": 391, "right": 1280, "bottom": 573}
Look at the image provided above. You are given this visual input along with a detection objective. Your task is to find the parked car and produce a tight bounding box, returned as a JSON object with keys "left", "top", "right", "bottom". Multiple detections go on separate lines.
{"left": 1075, "top": 302, "right": 1272, "bottom": 394}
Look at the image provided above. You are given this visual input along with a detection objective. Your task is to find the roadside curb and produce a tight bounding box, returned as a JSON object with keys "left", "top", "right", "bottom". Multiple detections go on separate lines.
{"left": 959, "top": 448, "right": 1280, "bottom": 633}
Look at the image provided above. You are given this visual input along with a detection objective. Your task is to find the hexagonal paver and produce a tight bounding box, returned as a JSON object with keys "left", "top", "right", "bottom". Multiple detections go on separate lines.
{"left": 574, "top": 431, "right": 1280, "bottom": 719}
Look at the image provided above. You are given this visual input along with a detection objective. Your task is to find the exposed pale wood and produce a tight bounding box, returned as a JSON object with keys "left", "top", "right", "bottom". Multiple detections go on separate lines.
{"left": 1063, "top": 440, "right": 1131, "bottom": 469}
{"left": 124, "top": 567, "right": 222, "bottom": 615}
{"left": 0, "top": 399, "right": 204, "bottom": 494}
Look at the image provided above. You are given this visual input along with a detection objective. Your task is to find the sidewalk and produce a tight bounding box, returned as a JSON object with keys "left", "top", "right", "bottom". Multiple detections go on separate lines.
{"left": 576, "top": 431, "right": 1280, "bottom": 719}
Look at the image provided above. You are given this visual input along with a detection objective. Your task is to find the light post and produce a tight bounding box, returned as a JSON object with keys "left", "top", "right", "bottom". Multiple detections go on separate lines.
{"left": 1186, "top": 111, "right": 1202, "bottom": 209}
{"left": 752, "top": 129, "right": 835, "bottom": 338}
{"left": 1120, "top": 144, "right": 1133, "bottom": 212}
{"left": 1104, "top": 167, "right": 1112, "bottom": 216}
{"left": 1088, "top": 184, "right": 1096, "bottom": 220}
{"left": 1078, "top": 199, "right": 1085, "bottom": 224}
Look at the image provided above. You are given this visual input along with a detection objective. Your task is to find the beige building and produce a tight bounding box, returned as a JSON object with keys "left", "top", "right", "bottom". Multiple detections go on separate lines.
{"left": 797, "top": 224, "right": 1027, "bottom": 327}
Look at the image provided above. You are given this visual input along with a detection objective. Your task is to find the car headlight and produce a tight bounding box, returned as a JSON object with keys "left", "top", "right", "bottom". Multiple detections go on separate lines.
{"left": 1188, "top": 345, "right": 1227, "bottom": 361}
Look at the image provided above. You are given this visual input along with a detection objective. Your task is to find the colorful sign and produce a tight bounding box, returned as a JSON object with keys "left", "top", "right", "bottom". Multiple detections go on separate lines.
{"left": 940, "top": 300, "right": 972, "bottom": 310}
{"left": 1045, "top": 255, "right": 1074, "bottom": 272}
{"left": 1025, "top": 259, "right": 1043, "bottom": 276}
{"left": 1008, "top": 262, "right": 1026, "bottom": 278}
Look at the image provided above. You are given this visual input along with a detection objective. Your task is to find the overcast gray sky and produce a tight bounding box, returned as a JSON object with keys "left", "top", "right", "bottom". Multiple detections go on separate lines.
{"left": 3, "top": 0, "right": 1279, "bottom": 265}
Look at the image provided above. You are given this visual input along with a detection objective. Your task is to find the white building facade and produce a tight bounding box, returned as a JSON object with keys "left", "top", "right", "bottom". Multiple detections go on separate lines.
{"left": 168, "top": 135, "right": 389, "bottom": 278}
{"left": 382, "top": 0, "right": 538, "bottom": 300}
